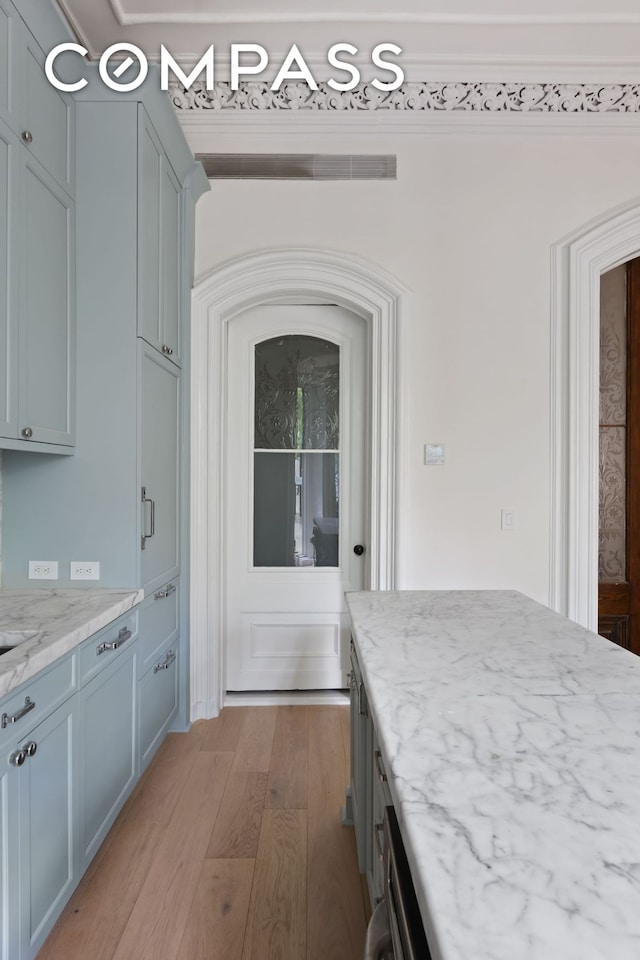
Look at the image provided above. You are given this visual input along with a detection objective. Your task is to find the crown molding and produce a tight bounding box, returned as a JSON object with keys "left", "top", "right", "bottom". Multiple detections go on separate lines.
{"left": 171, "top": 80, "right": 640, "bottom": 138}
{"left": 177, "top": 110, "right": 640, "bottom": 139}
{"left": 106, "top": 2, "right": 640, "bottom": 27}
{"left": 151, "top": 52, "right": 640, "bottom": 85}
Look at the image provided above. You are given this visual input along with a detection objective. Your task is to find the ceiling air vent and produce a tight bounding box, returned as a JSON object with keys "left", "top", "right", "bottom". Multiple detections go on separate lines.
{"left": 195, "top": 153, "right": 397, "bottom": 180}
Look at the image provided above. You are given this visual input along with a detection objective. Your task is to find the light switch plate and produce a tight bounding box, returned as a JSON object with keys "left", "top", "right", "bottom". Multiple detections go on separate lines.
{"left": 501, "top": 509, "right": 516, "bottom": 530}
{"left": 424, "top": 443, "right": 446, "bottom": 465}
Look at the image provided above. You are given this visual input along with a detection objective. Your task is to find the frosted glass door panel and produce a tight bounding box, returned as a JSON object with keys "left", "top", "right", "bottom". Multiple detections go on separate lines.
{"left": 253, "top": 335, "right": 340, "bottom": 568}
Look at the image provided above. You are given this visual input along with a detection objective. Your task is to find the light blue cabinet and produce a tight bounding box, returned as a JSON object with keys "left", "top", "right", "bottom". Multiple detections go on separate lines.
{"left": 14, "top": 696, "right": 76, "bottom": 960}
{"left": 20, "top": 157, "right": 74, "bottom": 446}
{"left": 22, "top": 27, "right": 74, "bottom": 196}
{"left": 344, "top": 638, "right": 372, "bottom": 875}
{"left": 0, "top": 608, "right": 141, "bottom": 959}
{"left": 0, "top": 120, "right": 16, "bottom": 440}
{"left": 0, "top": 0, "right": 75, "bottom": 453}
{"left": 0, "top": 652, "right": 77, "bottom": 960}
{"left": 138, "top": 110, "right": 182, "bottom": 365}
{"left": 139, "top": 642, "right": 179, "bottom": 772}
{"left": 140, "top": 344, "right": 181, "bottom": 594}
{"left": 0, "top": 746, "right": 19, "bottom": 960}
{"left": 78, "top": 637, "right": 137, "bottom": 869}
{"left": 0, "top": 0, "right": 21, "bottom": 132}
{"left": 137, "top": 579, "right": 180, "bottom": 771}
{"left": 344, "top": 636, "right": 393, "bottom": 908}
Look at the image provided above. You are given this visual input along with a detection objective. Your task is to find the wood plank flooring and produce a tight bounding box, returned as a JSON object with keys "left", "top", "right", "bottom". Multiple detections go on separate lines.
{"left": 37, "top": 705, "right": 368, "bottom": 960}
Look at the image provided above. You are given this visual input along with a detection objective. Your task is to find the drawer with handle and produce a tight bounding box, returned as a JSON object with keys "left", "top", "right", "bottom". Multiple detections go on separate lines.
{"left": 0, "top": 653, "right": 76, "bottom": 746}
{"left": 138, "top": 579, "right": 179, "bottom": 675}
{"left": 78, "top": 611, "right": 138, "bottom": 686}
{"left": 139, "top": 637, "right": 179, "bottom": 771}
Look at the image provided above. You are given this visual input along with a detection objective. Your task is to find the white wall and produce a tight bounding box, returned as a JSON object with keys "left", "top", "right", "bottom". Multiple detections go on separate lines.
{"left": 188, "top": 127, "right": 640, "bottom": 606}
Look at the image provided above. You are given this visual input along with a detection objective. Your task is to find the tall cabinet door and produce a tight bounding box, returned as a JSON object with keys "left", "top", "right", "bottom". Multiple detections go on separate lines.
{"left": 139, "top": 342, "right": 180, "bottom": 594}
{"left": 0, "top": 121, "right": 17, "bottom": 438}
{"left": 19, "top": 159, "right": 74, "bottom": 446}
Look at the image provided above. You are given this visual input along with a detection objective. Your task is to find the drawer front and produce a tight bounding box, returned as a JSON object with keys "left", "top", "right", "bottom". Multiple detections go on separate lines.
{"left": 138, "top": 579, "right": 178, "bottom": 675}
{"left": 138, "top": 638, "right": 178, "bottom": 772}
{"left": 78, "top": 611, "right": 138, "bottom": 687}
{"left": 0, "top": 654, "right": 76, "bottom": 745}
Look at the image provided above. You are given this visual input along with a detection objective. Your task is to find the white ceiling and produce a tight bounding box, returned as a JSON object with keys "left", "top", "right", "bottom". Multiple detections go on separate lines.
{"left": 54, "top": 0, "right": 640, "bottom": 78}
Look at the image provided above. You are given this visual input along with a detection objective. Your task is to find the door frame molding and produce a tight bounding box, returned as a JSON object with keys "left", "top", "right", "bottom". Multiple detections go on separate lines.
{"left": 190, "top": 248, "right": 405, "bottom": 719}
{"left": 551, "top": 198, "right": 640, "bottom": 630}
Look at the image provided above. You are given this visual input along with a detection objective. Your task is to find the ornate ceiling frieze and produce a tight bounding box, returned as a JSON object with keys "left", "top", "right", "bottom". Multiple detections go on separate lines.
{"left": 169, "top": 80, "right": 640, "bottom": 112}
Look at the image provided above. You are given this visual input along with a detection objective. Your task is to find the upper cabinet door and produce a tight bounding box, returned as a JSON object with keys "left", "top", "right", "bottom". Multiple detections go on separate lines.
{"left": 0, "top": 0, "right": 23, "bottom": 133}
{"left": 22, "top": 32, "right": 74, "bottom": 197}
{"left": 0, "top": 121, "right": 18, "bottom": 439}
{"left": 137, "top": 108, "right": 182, "bottom": 366}
{"left": 138, "top": 111, "right": 161, "bottom": 352}
{"left": 19, "top": 158, "right": 75, "bottom": 446}
{"left": 161, "top": 162, "right": 181, "bottom": 363}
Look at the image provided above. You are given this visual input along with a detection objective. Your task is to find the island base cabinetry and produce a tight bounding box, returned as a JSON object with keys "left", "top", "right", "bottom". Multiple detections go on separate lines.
{"left": 346, "top": 637, "right": 392, "bottom": 908}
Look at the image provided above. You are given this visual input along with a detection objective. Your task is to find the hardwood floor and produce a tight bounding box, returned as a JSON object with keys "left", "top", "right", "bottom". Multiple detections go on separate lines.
{"left": 37, "top": 705, "right": 368, "bottom": 960}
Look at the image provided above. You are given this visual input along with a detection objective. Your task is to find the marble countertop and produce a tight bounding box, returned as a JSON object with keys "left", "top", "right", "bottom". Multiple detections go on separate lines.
{"left": 0, "top": 588, "right": 144, "bottom": 699}
{"left": 346, "top": 590, "right": 640, "bottom": 960}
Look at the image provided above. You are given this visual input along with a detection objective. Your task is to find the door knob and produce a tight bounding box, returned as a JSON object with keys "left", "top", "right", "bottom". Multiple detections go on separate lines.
{"left": 353, "top": 544, "right": 365, "bottom": 556}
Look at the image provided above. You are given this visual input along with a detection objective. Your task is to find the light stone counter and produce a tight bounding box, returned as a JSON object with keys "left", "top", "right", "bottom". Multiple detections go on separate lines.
{"left": 0, "top": 588, "right": 144, "bottom": 699}
{"left": 346, "top": 590, "right": 640, "bottom": 960}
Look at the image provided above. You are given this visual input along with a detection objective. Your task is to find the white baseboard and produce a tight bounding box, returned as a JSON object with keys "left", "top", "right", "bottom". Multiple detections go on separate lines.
{"left": 224, "top": 689, "right": 349, "bottom": 707}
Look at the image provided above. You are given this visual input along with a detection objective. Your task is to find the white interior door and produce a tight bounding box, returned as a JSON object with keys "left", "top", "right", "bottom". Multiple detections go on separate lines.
{"left": 225, "top": 304, "right": 367, "bottom": 690}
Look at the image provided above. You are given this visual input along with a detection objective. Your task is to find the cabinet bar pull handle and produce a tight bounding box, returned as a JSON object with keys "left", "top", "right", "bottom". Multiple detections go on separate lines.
{"left": 358, "top": 680, "right": 367, "bottom": 717}
{"left": 154, "top": 583, "right": 176, "bottom": 600}
{"left": 374, "top": 749, "right": 388, "bottom": 783}
{"left": 374, "top": 821, "right": 385, "bottom": 862}
{"left": 1, "top": 696, "right": 35, "bottom": 729}
{"left": 97, "top": 626, "right": 132, "bottom": 655}
{"left": 141, "top": 486, "right": 155, "bottom": 550}
{"left": 153, "top": 650, "right": 176, "bottom": 673}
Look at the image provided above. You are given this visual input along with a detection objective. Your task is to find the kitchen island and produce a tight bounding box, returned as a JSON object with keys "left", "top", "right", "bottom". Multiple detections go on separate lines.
{"left": 346, "top": 590, "right": 640, "bottom": 960}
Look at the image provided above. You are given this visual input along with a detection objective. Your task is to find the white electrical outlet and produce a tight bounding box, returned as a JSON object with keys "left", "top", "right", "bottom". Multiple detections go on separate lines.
{"left": 70, "top": 561, "right": 100, "bottom": 581}
{"left": 28, "top": 561, "right": 59, "bottom": 580}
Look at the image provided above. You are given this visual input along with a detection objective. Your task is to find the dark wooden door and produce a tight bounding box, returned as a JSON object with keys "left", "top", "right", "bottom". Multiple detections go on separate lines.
{"left": 598, "top": 258, "right": 640, "bottom": 653}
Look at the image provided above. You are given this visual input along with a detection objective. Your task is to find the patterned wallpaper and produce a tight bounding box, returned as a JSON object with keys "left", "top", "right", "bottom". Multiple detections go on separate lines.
{"left": 599, "top": 265, "right": 627, "bottom": 582}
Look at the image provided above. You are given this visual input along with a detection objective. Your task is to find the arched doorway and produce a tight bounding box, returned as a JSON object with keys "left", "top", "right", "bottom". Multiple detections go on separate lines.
{"left": 189, "top": 248, "right": 405, "bottom": 719}
{"left": 551, "top": 199, "right": 640, "bottom": 631}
